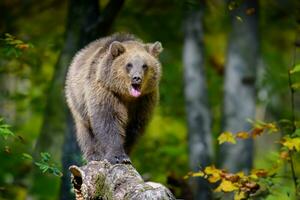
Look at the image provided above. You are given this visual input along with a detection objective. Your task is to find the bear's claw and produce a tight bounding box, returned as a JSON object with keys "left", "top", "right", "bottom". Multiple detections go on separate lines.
{"left": 105, "top": 153, "right": 131, "bottom": 165}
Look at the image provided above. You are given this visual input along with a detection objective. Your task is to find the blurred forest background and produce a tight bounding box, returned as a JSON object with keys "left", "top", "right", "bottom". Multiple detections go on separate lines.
{"left": 0, "top": 0, "right": 300, "bottom": 199}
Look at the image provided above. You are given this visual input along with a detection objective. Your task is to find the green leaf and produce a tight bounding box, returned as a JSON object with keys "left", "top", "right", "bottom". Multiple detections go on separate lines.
{"left": 228, "top": 1, "right": 238, "bottom": 11}
{"left": 22, "top": 153, "right": 33, "bottom": 160}
{"left": 293, "top": 129, "right": 300, "bottom": 137}
{"left": 290, "top": 64, "right": 300, "bottom": 74}
{"left": 41, "top": 166, "right": 49, "bottom": 173}
{"left": 291, "top": 82, "right": 300, "bottom": 90}
{"left": 40, "top": 152, "right": 51, "bottom": 162}
{"left": 35, "top": 162, "right": 49, "bottom": 173}
{"left": 50, "top": 167, "right": 63, "bottom": 177}
{"left": 236, "top": 16, "right": 243, "bottom": 22}
{"left": 0, "top": 126, "right": 15, "bottom": 140}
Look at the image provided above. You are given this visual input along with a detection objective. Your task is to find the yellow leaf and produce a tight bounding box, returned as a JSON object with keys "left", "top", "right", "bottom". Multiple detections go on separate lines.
{"left": 282, "top": 137, "right": 300, "bottom": 151}
{"left": 204, "top": 166, "right": 222, "bottom": 183}
{"left": 234, "top": 191, "right": 246, "bottom": 200}
{"left": 249, "top": 174, "right": 258, "bottom": 180}
{"left": 215, "top": 180, "right": 238, "bottom": 192}
{"left": 265, "top": 123, "right": 278, "bottom": 132}
{"left": 204, "top": 166, "right": 219, "bottom": 175}
{"left": 218, "top": 131, "right": 236, "bottom": 144}
{"left": 208, "top": 174, "right": 221, "bottom": 183}
{"left": 191, "top": 171, "right": 205, "bottom": 177}
{"left": 236, "top": 132, "right": 249, "bottom": 139}
{"left": 236, "top": 171, "right": 246, "bottom": 179}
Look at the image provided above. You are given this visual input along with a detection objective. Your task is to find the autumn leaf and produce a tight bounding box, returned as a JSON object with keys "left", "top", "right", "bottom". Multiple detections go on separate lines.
{"left": 204, "top": 166, "right": 220, "bottom": 175}
{"left": 280, "top": 151, "right": 290, "bottom": 160}
{"left": 282, "top": 137, "right": 300, "bottom": 151}
{"left": 246, "top": 8, "right": 255, "bottom": 15}
{"left": 236, "top": 171, "right": 246, "bottom": 179}
{"left": 215, "top": 180, "right": 238, "bottom": 192}
{"left": 16, "top": 44, "right": 29, "bottom": 50}
{"left": 251, "top": 127, "right": 264, "bottom": 138}
{"left": 222, "top": 173, "right": 240, "bottom": 182}
{"left": 204, "top": 166, "right": 222, "bottom": 183}
{"left": 265, "top": 123, "right": 278, "bottom": 133}
{"left": 243, "top": 181, "right": 259, "bottom": 192}
{"left": 191, "top": 171, "right": 205, "bottom": 177}
{"left": 234, "top": 191, "right": 247, "bottom": 200}
{"left": 218, "top": 131, "right": 236, "bottom": 144}
{"left": 236, "top": 131, "right": 249, "bottom": 139}
{"left": 251, "top": 169, "right": 268, "bottom": 178}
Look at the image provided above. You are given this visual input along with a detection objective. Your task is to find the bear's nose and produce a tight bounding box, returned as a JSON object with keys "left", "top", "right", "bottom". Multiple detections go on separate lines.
{"left": 132, "top": 76, "right": 142, "bottom": 84}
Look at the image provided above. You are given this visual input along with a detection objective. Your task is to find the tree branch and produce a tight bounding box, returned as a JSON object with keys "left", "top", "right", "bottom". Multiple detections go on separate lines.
{"left": 86, "top": 0, "right": 125, "bottom": 38}
{"left": 69, "top": 161, "right": 176, "bottom": 200}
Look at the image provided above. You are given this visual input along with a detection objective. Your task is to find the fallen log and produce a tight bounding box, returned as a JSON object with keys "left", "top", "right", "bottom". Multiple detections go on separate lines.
{"left": 69, "top": 160, "right": 176, "bottom": 200}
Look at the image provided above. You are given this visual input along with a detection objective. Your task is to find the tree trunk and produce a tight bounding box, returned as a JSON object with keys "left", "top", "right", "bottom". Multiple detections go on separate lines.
{"left": 69, "top": 161, "right": 175, "bottom": 200}
{"left": 31, "top": 0, "right": 125, "bottom": 199}
{"left": 183, "top": 1, "right": 213, "bottom": 199}
{"left": 219, "top": 0, "right": 259, "bottom": 173}
{"left": 60, "top": 112, "right": 82, "bottom": 200}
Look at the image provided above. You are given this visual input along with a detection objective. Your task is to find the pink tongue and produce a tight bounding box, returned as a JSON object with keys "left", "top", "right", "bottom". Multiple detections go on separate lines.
{"left": 130, "top": 88, "right": 141, "bottom": 97}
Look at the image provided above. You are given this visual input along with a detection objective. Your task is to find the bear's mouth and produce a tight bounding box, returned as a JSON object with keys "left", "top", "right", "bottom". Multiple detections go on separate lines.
{"left": 130, "top": 83, "right": 141, "bottom": 97}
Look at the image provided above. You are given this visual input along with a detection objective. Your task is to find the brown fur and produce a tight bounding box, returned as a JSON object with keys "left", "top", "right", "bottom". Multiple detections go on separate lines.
{"left": 65, "top": 33, "right": 163, "bottom": 164}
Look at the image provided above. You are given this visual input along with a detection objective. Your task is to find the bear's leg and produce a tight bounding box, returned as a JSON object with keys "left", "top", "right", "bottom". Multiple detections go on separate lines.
{"left": 92, "top": 122, "right": 131, "bottom": 164}
{"left": 87, "top": 105, "right": 131, "bottom": 164}
{"left": 74, "top": 118, "right": 102, "bottom": 161}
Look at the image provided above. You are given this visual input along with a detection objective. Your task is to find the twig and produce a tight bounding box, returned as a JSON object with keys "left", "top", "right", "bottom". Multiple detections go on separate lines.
{"left": 289, "top": 150, "right": 297, "bottom": 191}
{"left": 287, "top": 29, "right": 298, "bottom": 195}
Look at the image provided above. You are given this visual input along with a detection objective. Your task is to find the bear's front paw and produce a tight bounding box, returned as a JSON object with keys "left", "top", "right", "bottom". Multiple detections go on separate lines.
{"left": 105, "top": 153, "right": 131, "bottom": 165}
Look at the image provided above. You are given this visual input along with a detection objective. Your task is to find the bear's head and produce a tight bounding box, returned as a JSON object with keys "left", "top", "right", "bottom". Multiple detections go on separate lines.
{"left": 98, "top": 40, "right": 163, "bottom": 99}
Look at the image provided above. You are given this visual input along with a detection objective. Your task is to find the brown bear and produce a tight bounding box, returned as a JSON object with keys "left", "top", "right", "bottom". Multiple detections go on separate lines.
{"left": 65, "top": 33, "right": 163, "bottom": 164}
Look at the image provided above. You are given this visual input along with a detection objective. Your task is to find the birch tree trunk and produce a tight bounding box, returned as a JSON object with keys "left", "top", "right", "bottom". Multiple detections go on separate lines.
{"left": 183, "top": 1, "right": 213, "bottom": 199}
{"left": 31, "top": 0, "right": 125, "bottom": 199}
{"left": 219, "top": 0, "right": 259, "bottom": 173}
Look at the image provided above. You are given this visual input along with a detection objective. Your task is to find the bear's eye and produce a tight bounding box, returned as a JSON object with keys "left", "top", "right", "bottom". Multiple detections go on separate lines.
{"left": 142, "top": 64, "right": 148, "bottom": 70}
{"left": 126, "top": 63, "right": 133, "bottom": 71}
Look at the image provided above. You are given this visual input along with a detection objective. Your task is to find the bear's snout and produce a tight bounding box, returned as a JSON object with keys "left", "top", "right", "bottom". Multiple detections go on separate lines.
{"left": 132, "top": 76, "right": 142, "bottom": 84}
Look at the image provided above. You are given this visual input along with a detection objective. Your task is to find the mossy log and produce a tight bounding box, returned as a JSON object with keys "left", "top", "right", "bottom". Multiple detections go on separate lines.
{"left": 69, "top": 161, "right": 176, "bottom": 200}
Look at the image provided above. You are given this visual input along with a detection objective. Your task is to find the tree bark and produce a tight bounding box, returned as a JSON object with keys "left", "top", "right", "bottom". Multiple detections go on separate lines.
{"left": 60, "top": 112, "right": 82, "bottom": 200}
{"left": 219, "top": 0, "right": 259, "bottom": 173}
{"left": 69, "top": 161, "right": 175, "bottom": 200}
{"left": 31, "top": 0, "right": 125, "bottom": 199}
{"left": 183, "top": 1, "right": 213, "bottom": 199}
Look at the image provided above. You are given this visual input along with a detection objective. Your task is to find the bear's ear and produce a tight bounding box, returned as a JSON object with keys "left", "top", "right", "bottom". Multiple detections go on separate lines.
{"left": 145, "top": 41, "right": 163, "bottom": 57}
{"left": 109, "top": 41, "right": 125, "bottom": 58}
